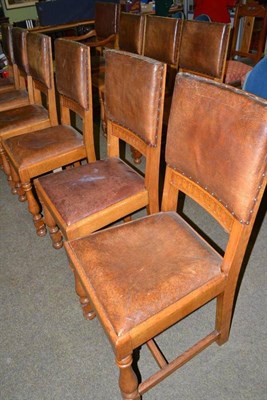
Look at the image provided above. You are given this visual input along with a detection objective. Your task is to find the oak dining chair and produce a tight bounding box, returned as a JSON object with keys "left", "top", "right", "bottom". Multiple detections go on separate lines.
{"left": 0, "top": 32, "right": 58, "bottom": 189}
{"left": 0, "top": 27, "right": 33, "bottom": 112}
{"left": 224, "top": 2, "right": 267, "bottom": 86}
{"left": 65, "top": 72, "right": 267, "bottom": 399}
{"left": 34, "top": 49, "right": 166, "bottom": 248}
{"left": 2, "top": 39, "right": 96, "bottom": 235}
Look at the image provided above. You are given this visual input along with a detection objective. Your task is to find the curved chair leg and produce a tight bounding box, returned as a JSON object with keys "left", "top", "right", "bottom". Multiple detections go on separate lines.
{"left": 117, "top": 355, "right": 140, "bottom": 400}
{"left": 42, "top": 203, "right": 63, "bottom": 249}
{"left": 22, "top": 181, "right": 47, "bottom": 237}
{"left": 74, "top": 270, "right": 96, "bottom": 320}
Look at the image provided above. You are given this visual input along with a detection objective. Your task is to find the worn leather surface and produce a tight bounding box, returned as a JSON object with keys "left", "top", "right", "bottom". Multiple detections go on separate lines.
{"left": 179, "top": 20, "right": 230, "bottom": 79}
{"left": 3, "top": 125, "right": 84, "bottom": 170}
{"left": 67, "top": 211, "right": 222, "bottom": 336}
{"left": 166, "top": 73, "right": 267, "bottom": 223}
{"left": 12, "top": 28, "right": 29, "bottom": 75}
{"left": 37, "top": 158, "right": 145, "bottom": 225}
{"left": 27, "top": 33, "right": 52, "bottom": 89}
{"left": 1, "top": 24, "right": 14, "bottom": 64}
{"left": 119, "top": 13, "right": 146, "bottom": 55}
{"left": 144, "top": 15, "right": 182, "bottom": 66}
{"left": 105, "top": 49, "right": 165, "bottom": 146}
{"left": 0, "top": 105, "right": 48, "bottom": 136}
{"left": 0, "top": 89, "right": 29, "bottom": 111}
{"left": 95, "top": 2, "right": 120, "bottom": 38}
{"left": 55, "top": 39, "right": 90, "bottom": 110}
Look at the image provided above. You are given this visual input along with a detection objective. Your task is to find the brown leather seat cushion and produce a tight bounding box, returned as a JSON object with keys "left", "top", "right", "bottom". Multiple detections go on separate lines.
{"left": 0, "top": 105, "right": 49, "bottom": 136}
{"left": 37, "top": 158, "right": 145, "bottom": 225}
{"left": 0, "top": 89, "right": 29, "bottom": 111}
{"left": 66, "top": 211, "right": 224, "bottom": 336}
{"left": 4, "top": 125, "right": 85, "bottom": 171}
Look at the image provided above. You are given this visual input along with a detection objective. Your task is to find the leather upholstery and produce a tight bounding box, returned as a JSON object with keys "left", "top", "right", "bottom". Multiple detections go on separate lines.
{"left": 66, "top": 211, "right": 222, "bottom": 336}
{"left": 105, "top": 49, "right": 165, "bottom": 146}
{"left": 12, "top": 28, "right": 29, "bottom": 75}
{"left": 0, "top": 105, "right": 48, "bottom": 136}
{"left": 4, "top": 125, "right": 84, "bottom": 172}
{"left": 37, "top": 158, "right": 145, "bottom": 225}
{"left": 55, "top": 39, "right": 91, "bottom": 110}
{"left": 27, "top": 32, "right": 52, "bottom": 89}
{"left": 119, "top": 13, "right": 146, "bottom": 55}
{"left": 166, "top": 73, "right": 267, "bottom": 224}
{"left": 0, "top": 90, "right": 29, "bottom": 111}
{"left": 94, "top": 1, "right": 120, "bottom": 39}
{"left": 179, "top": 20, "right": 230, "bottom": 79}
{"left": 144, "top": 15, "right": 181, "bottom": 65}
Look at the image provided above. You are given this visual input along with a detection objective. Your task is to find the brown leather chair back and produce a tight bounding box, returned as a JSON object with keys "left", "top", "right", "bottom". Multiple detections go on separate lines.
{"left": 94, "top": 1, "right": 120, "bottom": 39}
{"left": 12, "top": 28, "right": 30, "bottom": 76}
{"left": 143, "top": 15, "right": 182, "bottom": 66}
{"left": 118, "top": 12, "right": 146, "bottom": 55}
{"left": 26, "top": 32, "right": 53, "bottom": 89}
{"left": 105, "top": 49, "right": 166, "bottom": 147}
{"left": 166, "top": 73, "right": 267, "bottom": 223}
{"left": 55, "top": 39, "right": 91, "bottom": 110}
{"left": 179, "top": 20, "right": 231, "bottom": 82}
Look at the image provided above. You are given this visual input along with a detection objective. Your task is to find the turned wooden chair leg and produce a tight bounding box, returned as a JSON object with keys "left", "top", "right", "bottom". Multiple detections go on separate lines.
{"left": 10, "top": 165, "right": 26, "bottom": 201}
{"left": 117, "top": 355, "right": 140, "bottom": 400}
{"left": 216, "top": 289, "right": 235, "bottom": 345}
{"left": 22, "top": 181, "right": 47, "bottom": 237}
{"left": 130, "top": 147, "right": 142, "bottom": 165}
{"left": 42, "top": 203, "right": 63, "bottom": 249}
{"left": 74, "top": 270, "right": 96, "bottom": 320}
{"left": 0, "top": 147, "right": 17, "bottom": 194}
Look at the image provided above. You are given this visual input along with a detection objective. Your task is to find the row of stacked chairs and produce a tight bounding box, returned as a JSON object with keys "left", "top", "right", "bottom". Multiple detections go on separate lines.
{"left": 0, "top": 16, "right": 266, "bottom": 400}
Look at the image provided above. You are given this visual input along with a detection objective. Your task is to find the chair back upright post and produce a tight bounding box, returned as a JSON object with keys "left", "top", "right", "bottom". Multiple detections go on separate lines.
{"left": 178, "top": 20, "right": 231, "bottom": 82}
{"left": 230, "top": 2, "right": 267, "bottom": 65}
{"left": 26, "top": 32, "right": 58, "bottom": 127}
{"left": 105, "top": 49, "right": 166, "bottom": 214}
{"left": 55, "top": 39, "right": 96, "bottom": 162}
{"left": 1, "top": 23, "right": 19, "bottom": 89}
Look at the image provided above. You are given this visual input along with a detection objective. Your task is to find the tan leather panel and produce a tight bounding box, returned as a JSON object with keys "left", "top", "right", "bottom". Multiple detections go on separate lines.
{"left": 55, "top": 39, "right": 90, "bottom": 110}
{"left": 0, "top": 90, "right": 29, "bottom": 111}
{"left": 67, "top": 212, "right": 222, "bottom": 336}
{"left": 179, "top": 20, "right": 230, "bottom": 79}
{"left": 1, "top": 24, "right": 14, "bottom": 64}
{"left": 144, "top": 15, "right": 181, "bottom": 65}
{"left": 95, "top": 2, "right": 120, "bottom": 38}
{"left": 166, "top": 73, "right": 267, "bottom": 223}
{"left": 27, "top": 33, "right": 52, "bottom": 88}
{"left": 37, "top": 158, "right": 145, "bottom": 225}
{"left": 0, "top": 105, "right": 48, "bottom": 135}
{"left": 4, "top": 125, "right": 84, "bottom": 168}
{"left": 119, "top": 13, "right": 146, "bottom": 55}
{"left": 105, "top": 50, "right": 165, "bottom": 146}
{"left": 12, "top": 28, "right": 29, "bottom": 75}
